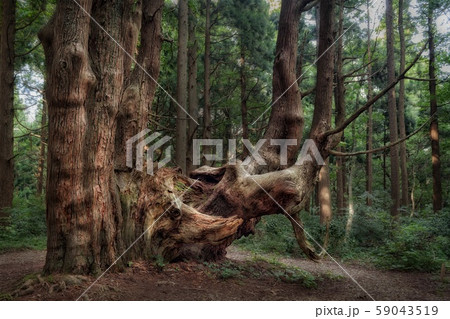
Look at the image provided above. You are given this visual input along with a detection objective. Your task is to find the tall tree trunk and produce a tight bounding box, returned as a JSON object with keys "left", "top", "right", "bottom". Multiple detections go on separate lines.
{"left": 428, "top": 3, "right": 442, "bottom": 212}
{"left": 345, "top": 90, "right": 359, "bottom": 239}
{"left": 41, "top": 0, "right": 165, "bottom": 274}
{"left": 202, "top": 0, "right": 212, "bottom": 165}
{"left": 254, "top": 0, "right": 308, "bottom": 173}
{"left": 187, "top": 7, "right": 198, "bottom": 173}
{"left": 366, "top": 0, "right": 373, "bottom": 206}
{"left": 386, "top": 0, "right": 400, "bottom": 217}
{"left": 398, "top": 0, "right": 409, "bottom": 207}
{"left": 334, "top": 0, "right": 346, "bottom": 215}
{"left": 240, "top": 42, "right": 249, "bottom": 157}
{"left": 175, "top": 0, "right": 189, "bottom": 174}
{"left": 318, "top": 163, "right": 332, "bottom": 225}
{"left": 115, "top": 0, "right": 163, "bottom": 171}
{"left": 0, "top": 0, "right": 15, "bottom": 225}
{"left": 313, "top": 0, "right": 335, "bottom": 226}
{"left": 40, "top": 0, "right": 162, "bottom": 274}
{"left": 36, "top": 100, "right": 47, "bottom": 197}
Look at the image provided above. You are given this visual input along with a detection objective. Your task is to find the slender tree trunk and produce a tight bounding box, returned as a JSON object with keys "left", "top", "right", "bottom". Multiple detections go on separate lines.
{"left": 0, "top": 0, "right": 15, "bottom": 224}
{"left": 428, "top": 3, "right": 442, "bottom": 212}
{"left": 366, "top": 0, "right": 373, "bottom": 206}
{"left": 398, "top": 0, "right": 409, "bottom": 207}
{"left": 345, "top": 91, "right": 359, "bottom": 239}
{"left": 187, "top": 7, "right": 198, "bottom": 173}
{"left": 313, "top": 0, "right": 335, "bottom": 226}
{"left": 334, "top": 0, "right": 346, "bottom": 215}
{"left": 386, "top": 0, "right": 400, "bottom": 217}
{"left": 202, "top": 0, "right": 212, "bottom": 165}
{"left": 345, "top": 159, "right": 355, "bottom": 240}
{"left": 175, "top": 0, "right": 189, "bottom": 174}
{"left": 240, "top": 42, "right": 249, "bottom": 157}
{"left": 36, "top": 100, "right": 47, "bottom": 197}
{"left": 318, "top": 164, "right": 332, "bottom": 225}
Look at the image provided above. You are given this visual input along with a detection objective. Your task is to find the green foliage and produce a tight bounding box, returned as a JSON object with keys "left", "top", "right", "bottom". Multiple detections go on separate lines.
{"left": 237, "top": 207, "right": 450, "bottom": 272}
{"left": 205, "top": 258, "right": 316, "bottom": 287}
{"left": 153, "top": 254, "right": 168, "bottom": 271}
{"left": 375, "top": 210, "right": 450, "bottom": 271}
{"left": 0, "top": 195, "right": 46, "bottom": 252}
{"left": 236, "top": 215, "right": 301, "bottom": 255}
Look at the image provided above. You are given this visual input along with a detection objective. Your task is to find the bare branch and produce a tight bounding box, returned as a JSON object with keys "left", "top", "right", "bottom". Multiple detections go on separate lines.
{"left": 322, "top": 42, "right": 427, "bottom": 139}
{"left": 329, "top": 114, "right": 434, "bottom": 157}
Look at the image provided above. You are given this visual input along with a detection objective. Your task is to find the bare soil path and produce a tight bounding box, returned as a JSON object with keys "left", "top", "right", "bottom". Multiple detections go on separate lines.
{"left": 0, "top": 247, "right": 448, "bottom": 301}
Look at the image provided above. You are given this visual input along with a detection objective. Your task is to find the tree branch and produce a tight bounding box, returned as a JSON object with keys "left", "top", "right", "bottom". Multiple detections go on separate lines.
{"left": 343, "top": 58, "right": 377, "bottom": 78}
{"left": 299, "top": 0, "right": 319, "bottom": 12}
{"left": 328, "top": 113, "right": 434, "bottom": 157}
{"left": 322, "top": 42, "right": 427, "bottom": 139}
{"left": 404, "top": 76, "right": 434, "bottom": 82}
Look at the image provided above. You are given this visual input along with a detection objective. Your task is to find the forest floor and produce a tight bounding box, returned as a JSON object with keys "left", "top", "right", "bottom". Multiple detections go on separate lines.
{"left": 0, "top": 246, "right": 448, "bottom": 301}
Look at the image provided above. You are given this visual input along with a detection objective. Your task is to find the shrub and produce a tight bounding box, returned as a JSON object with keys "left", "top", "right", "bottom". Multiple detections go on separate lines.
{"left": 0, "top": 195, "right": 46, "bottom": 252}
{"left": 375, "top": 210, "right": 450, "bottom": 272}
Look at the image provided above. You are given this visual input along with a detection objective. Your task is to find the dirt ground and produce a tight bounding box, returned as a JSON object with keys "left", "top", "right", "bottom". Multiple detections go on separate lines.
{"left": 0, "top": 246, "right": 448, "bottom": 301}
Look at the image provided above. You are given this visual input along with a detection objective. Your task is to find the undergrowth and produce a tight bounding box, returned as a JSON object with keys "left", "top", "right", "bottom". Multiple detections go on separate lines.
{"left": 0, "top": 195, "right": 47, "bottom": 253}
{"left": 236, "top": 207, "right": 450, "bottom": 272}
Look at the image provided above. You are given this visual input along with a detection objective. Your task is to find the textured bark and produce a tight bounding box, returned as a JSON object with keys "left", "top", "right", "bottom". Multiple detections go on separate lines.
{"left": 398, "top": 0, "right": 409, "bottom": 207}
{"left": 254, "top": 0, "right": 305, "bottom": 173}
{"left": 310, "top": 0, "right": 334, "bottom": 140}
{"left": 115, "top": 0, "right": 163, "bottom": 171}
{"left": 0, "top": 0, "right": 15, "bottom": 224}
{"left": 175, "top": 0, "right": 189, "bottom": 174}
{"left": 40, "top": 0, "right": 131, "bottom": 274}
{"left": 428, "top": 4, "right": 442, "bottom": 212}
{"left": 187, "top": 7, "right": 199, "bottom": 173}
{"left": 365, "top": 0, "right": 373, "bottom": 206}
{"left": 36, "top": 100, "right": 47, "bottom": 196}
{"left": 386, "top": 0, "right": 400, "bottom": 217}
{"left": 334, "top": 0, "right": 346, "bottom": 214}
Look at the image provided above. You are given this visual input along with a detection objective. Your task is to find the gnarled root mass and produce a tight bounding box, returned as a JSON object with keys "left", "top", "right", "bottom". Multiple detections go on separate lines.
{"left": 120, "top": 161, "right": 321, "bottom": 264}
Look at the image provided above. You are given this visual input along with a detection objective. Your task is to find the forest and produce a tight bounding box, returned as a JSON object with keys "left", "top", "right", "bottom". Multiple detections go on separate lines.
{"left": 0, "top": 0, "right": 449, "bottom": 302}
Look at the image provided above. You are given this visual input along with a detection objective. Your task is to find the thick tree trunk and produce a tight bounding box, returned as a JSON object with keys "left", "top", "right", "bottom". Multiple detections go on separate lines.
{"left": 386, "top": 0, "right": 400, "bottom": 217}
{"left": 40, "top": 0, "right": 133, "bottom": 274}
{"left": 428, "top": 4, "right": 442, "bottom": 212}
{"left": 175, "top": 0, "right": 189, "bottom": 174}
{"left": 187, "top": 7, "right": 199, "bottom": 173}
{"left": 0, "top": 0, "right": 15, "bottom": 224}
{"left": 36, "top": 100, "right": 47, "bottom": 197}
{"left": 334, "top": 0, "right": 346, "bottom": 215}
{"left": 115, "top": 0, "right": 163, "bottom": 171}
{"left": 398, "top": 0, "right": 409, "bottom": 207}
{"left": 255, "top": 0, "right": 305, "bottom": 173}
{"left": 365, "top": 0, "right": 373, "bottom": 206}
